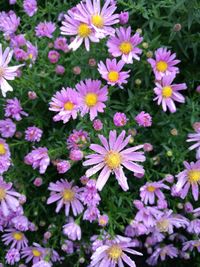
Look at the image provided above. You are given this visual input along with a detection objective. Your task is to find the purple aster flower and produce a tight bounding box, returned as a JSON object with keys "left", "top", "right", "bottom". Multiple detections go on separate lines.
{"left": 155, "top": 210, "right": 189, "bottom": 234}
{"left": 2, "top": 229, "right": 28, "bottom": 250}
{"left": 4, "top": 98, "right": 28, "bottom": 121}
{"left": 129, "top": 220, "right": 148, "bottom": 236}
{"left": 0, "top": 11, "right": 20, "bottom": 36}
{"left": 63, "top": 218, "right": 81, "bottom": 241}
{"left": 98, "top": 214, "right": 109, "bottom": 227}
{"left": 83, "top": 205, "right": 100, "bottom": 222}
{"left": 25, "top": 126, "right": 43, "bottom": 142}
{"left": 140, "top": 181, "right": 169, "bottom": 205}
{"left": 74, "top": 0, "right": 119, "bottom": 38}
{"left": 148, "top": 47, "right": 180, "bottom": 80}
{"left": 93, "top": 119, "right": 103, "bottom": 131}
{"left": 56, "top": 160, "right": 71, "bottom": 174}
{"left": 32, "top": 261, "right": 52, "bottom": 267}
{"left": 47, "top": 179, "right": 84, "bottom": 216}
{"left": 187, "top": 219, "right": 200, "bottom": 234}
{"left": 24, "top": 147, "right": 50, "bottom": 174}
{"left": 13, "top": 47, "right": 27, "bottom": 61}
{"left": 76, "top": 79, "right": 108, "bottom": 121}
{"left": 0, "top": 176, "right": 21, "bottom": 216}
{"left": 69, "top": 149, "right": 84, "bottom": 161}
{"left": 62, "top": 240, "right": 74, "bottom": 254}
{"left": 54, "top": 37, "right": 68, "bottom": 52}
{"left": 60, "top": 9, "right": 99, "bottom": 51}
{"left": 183, "top": 240, "right": 200, "bottom": 253}
{"left": 119, "top": 11, "right": 129, "bottom": 25}
{"left": 113, "top": 112, "right": 128, "bottom": 127}
{"left": 35, "top": 21, "right": 56, "bottom": 38}
{"left": 175, "top": 160, "right": 200, "bottom": 201}
{"left": 0, "top": 45, "right": 23, "bottom": 97}
{"left": 146, "top": 244, "right": 178, "bottom": 266}
{"left": 90, "top": 235, "right": 142, "bottom": 267}
{"left": 49, "top": 87, "right": 80, "bottom": 124}
{"left": 21, "top": 243, "right": 45, "bottom": 264}
{"left": 154, "top": 73, "right": 187, "bottom": 113}
{"left": 26, "top": 41, "right": 38, "bottom": 63}
{"left": 67, "top": 129, "right": 89, "bottom": 150}
{"left": 0, "top": 119, "right": 16, "bottom": 138}
{"left": 0, "top": 138, "right": 11, "bottom": 174}
{"left": 6, "top": 248, "right": 20, "bottom": 265}
{"left": 11, "top": 215, "right": 29, "bottom": 232}
{"left": 10, "top": 34, "right": 26, "bottom": 48}
{"left": 48, "top": 50, "right": 60, "bottom": 64}
{"left": 107, "top": 27, "right": 143, "bottom": 63}
{"left": 187, "top": 127, "right": 200, "bottom": 159}
{"left": 23, "top": 0, "right": 37, "bottom": 17}
{"left": 135, "top": 111, "right": 152, "bottom": 127}
{"left": 81, "top": 179, "right": 101, "bottom": 206}
{"left": 83, "top": 130, "right": 145, "bottom": 191}
{"left": 98, "top": 58, "right": 130, "bottom": 88}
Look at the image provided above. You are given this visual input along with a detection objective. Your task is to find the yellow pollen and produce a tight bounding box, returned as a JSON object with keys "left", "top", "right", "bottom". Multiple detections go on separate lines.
{"left": 119, "top": 41, "right": 132, "bottom": 54}
{"left": 162, "top": 86, "right": 173, "bottom": 98}
{"left": 107, "top": 245, "right": 122, "bottom": 261}
{"left": 105, "top": 151, "right": 121, "bottom": 169}
{"left": 0, "top": 144, "right": 6, "bottom": 155}
{"left": 157, "top": 219, "right": 169, "bottom": 232}
{"left": 78, "top": 23, "right": 91, "bottom": 38}
{"left": 13, "top": 232, "right": 23, "bottom": 241}
{"left": 0, "top": 188, "right": 6, "bottom": 200}
{"left": 188, "top": 170, "right": 200, "bottom": 183}
{"left": 99, "top": 218, "right": 106, "bottom": 226}
{"left": 29, "top": 53, "right": 33, "bottom": 59}
{"left": 91, "top": 14, "right": 104, "bottom": 28}
{"left": 32, "top": 249, "right": 42, "bottom": 257}
{"left": 63, "top": 189, "right": 75, "bottom": 202}
{"left": 85, "top": 93, "right": 98, "bottom": 107}
{"left": 147, "top": 186, "right": 156, "bottom": 192}
{"left": 108, "top": 71, "right": 119, "bottom": 83}
{"left": 64, "top": 101, "right": 74, "bottom": 111}
{"left": 156, "top": 61, "right": 168, "bottom": 72}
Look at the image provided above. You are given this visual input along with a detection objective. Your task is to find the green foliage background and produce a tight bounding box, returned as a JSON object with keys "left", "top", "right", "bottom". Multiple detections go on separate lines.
{"left": 0, "top": 0, "right": 200, "bottom": 266}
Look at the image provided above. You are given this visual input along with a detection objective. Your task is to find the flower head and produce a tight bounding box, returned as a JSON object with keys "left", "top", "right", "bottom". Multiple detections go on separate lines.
{"left": 107, "top": 27, "right": 143, "bottom": 63}
{"left": 67, "top": 129, "right": 89, "bottom": 150}
{"left": 98, "top": 58, "right": 130, "bottom": 88}
{"left": 49, "top": 87, "right": 80, "bottom": 124}
{"left": 6, "top": 248, "right": 20, "bottom": 265}
{"left": 63, "top": 219, "right": 81, "bottom": 241}
{"left": 135, "top": 111, "right": 152, "bottom": 127}
{"left": 2, "top": 229, "right": 28, "bottom": 250}
{"left": 0, "top": 139, "right": 11, "bottom": 175}
{"left": 47, "top": 179, "right": 84, "bottom": 216}
{"left": 21, "top": 243, "right": 45, "bottom": 264}
{"left": 0, "top": 119, "right": 16, "bottom": 138}
{"left": 0, "top": 11, "right": 20, "bottom": 36}
{"left": 76, "top": 79, "right": 108, "bottom": 121}
{"left": 35, "top": 21, "right": 56, "bottom": 38}
{"left": 113, "top": 112, "right": 128, "bottom": 127}
{"left": 23, "top": 0, "right": 37, "bottom": 17}
{"left": 83, "top": 130, "right": 145, "bottom": 191}
{"left": 148, "top": 47, "right": 180, "bottom": 80}
{"left": 4, "top": 98, "right": 28, "bottom": 121}
{"left": 25, "top": 126, "right": 43, "bottom": 142}
{"left": 154, "top": 73, "right": 187, "bottom": 113}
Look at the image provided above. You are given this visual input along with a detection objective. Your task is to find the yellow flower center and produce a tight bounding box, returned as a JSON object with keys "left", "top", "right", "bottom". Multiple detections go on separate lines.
{"left": 78, "top": 23, "right": 91, "bottom": 38}
{"left": 105, "top": 151, "right": 121, "bottom": 169}
{"left": 162, "top": 86, "right": 173, "bottom": 98}
{"left": 147, "top": 185, "right": 156, "bottom": 192}
{"left": 99, "top": 218, "right": 106, "bottom": 226}
{"left": 85, "top": 93, "right": 98, "bottom": 107}
{"left": 157, "top": 219, "right": 169, "bottom": 232}
{"left": 108, "top": 71, "right": 119, "bottom": 83}
{"left": 0, "top": 144, "right": 6, "bottom": 155}
{"left": 29, "top": 53, "right": 33, "bottom": 59}
{"left": 32, "top": 249, "right": 42, "bottom": 257}
{"left": 13, "top": 232, "right": 23, "bottom": 241}
{"left": 188, "top": 170, "right": 200, "bottom": 183}
{"left": 63, "top": 189, "right": 75, "bottom": 202}
{"left": 64, "top": 101, "right": 74, "bottom": 111}
{"left": 0, "top": 188, "right": 6, "bottom": 200}
{"left": 107, "top": 245, "right": 122, "bottom": 261}
{"left": 156, "top": 61, "right": 168, "bottom": 72}
{"left": 91, "top": 14, "right": 104, "bottom": 28}
{"left": 119, "top": 41, "right": 132, "bottom": 55}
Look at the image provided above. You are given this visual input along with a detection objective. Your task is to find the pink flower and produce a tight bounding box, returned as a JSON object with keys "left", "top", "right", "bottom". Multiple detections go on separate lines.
{"left": 83, "top": 130, "right": 145, "bottom": 191}
{"left": 0, "top": 45, "right": 23, "bottom": 97}
{"left": 2, "top": 229, "right": 28, "bottom": 250}
{"left": 98, "top": 58, "right": 130, "bottom": 88}
{"left": 76, "top": 79, "right": 108, "bottom": 121}
{"left": 0, "top": 11, "right": 20, "bottom": 36}
{"left": 33, "top": 177, "right": 43, "bottom": 187}
{"left": 175, "top": 160, "right": 200, "bottom": 201}
{"left": 119, "top": 11, "right": 129, "bottom": 25}
{"left": 67, "top": 129, "right": 89, "bottom": 150}
{"left": 107, "top": 27, "right": 143, "bottom": 63}
{"left": 148, "top": 47, "right": 180, "bottom": 80}
{"left": 25, "top": 126, "right": 43, "bottom": 142}
{"left": 60, "top": 9, "right": 99, "bottom": 51}
{"left": 135, "top": 111, "right": 152, "bottom": 127}
{"left": 93, "top": 119, "right": 103, "bottom": 131}
{"left": 55, "top": 65, "right": 65, "bottom": 75}
{"left": 98, "top": 214, "right": 109, "bottom": 227}
{"left": 47, "top": 179, "right": 84, "bottom": 216}
{"left": 63, "top": 219, "right": 81, "bottom": 241}
{"left": 23, "top": 0, "right": 37, "bottom": 17}
{"left": 56, "top": 160, "right": 71, "bottom": 174}
{"left": 154, "top": 73, "right": 187, "bottom": 113}
{"left": 5, "top": 98, "right": 28, "bottom": 121}
{"left": 24, "top": 147, "right": 50, "bottom": 174}
{"left": 6, "top": 248, "right": 20, "bottom": 265}
{"left": 0, "top": 119, "right": 16, "bottom": 138}
{"left": 69, "top": 149, "right": 84, "bottom": 161}
{"left": 113, "top": 112, "right": 128, "bottom": 127}
{"left": 0, "top": 139, "right": 11, "bottom": 174}
{"left": 49, "top": 87, "right": 80, "bottom": 124}
{"left": 21, "top": 243, "right": 45, "bottom": 264}
{"left": 48, "top": 50, "right": 60, "bottom": 63}
{"left": 54, "top": 37, "right": 68, "bottom": 52}
{"left": 35, "top": 21, "right": 56, "bottom": 38}
{"left": 74, "top": 0, "right": 119, "bottom": 38}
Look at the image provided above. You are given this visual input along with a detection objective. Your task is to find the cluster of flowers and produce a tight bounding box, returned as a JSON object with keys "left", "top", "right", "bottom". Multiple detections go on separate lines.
{"left": 0, "top": 0, "right": 200, "bottom": 266}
